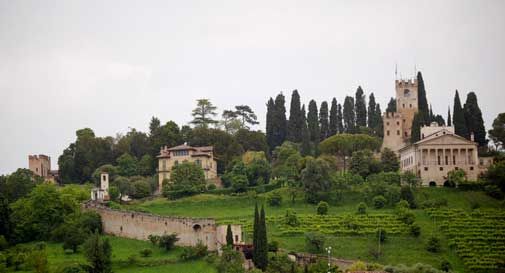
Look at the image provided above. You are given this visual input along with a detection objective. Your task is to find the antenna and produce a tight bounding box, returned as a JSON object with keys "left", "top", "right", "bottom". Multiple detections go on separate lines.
{"left": 395, "top": 63, "right": 398, "bottom": 80}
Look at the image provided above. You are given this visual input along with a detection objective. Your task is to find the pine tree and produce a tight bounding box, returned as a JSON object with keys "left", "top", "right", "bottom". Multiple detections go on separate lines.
{"left": 301, "top": 105, "right": 311, "bottom": 156}
{"left": 266, "top": 98, "right": 275, "bottom": 152}
{"left": 307, "top": 100, "right": 320, "bottom": 142}
{"left": 368, "top": 93, "right": 377, "bottom": 129}
{"left": 190, "top": 99, "right": 218, "bottom": 128}
{"left": 252, "top": 203, "right": 259, "bottom": 266}
{"left": 272, "top": 93, "right": 288, "bottom": 149}
{"left": 319, "top": 101, "right": 329, "bottom": 141}
{"left": 453, "top": 90, "right": 469, "bottom": 139}
{"left": 329, "top": 98, "right": 338, "bottom": 136}
{"left": 226, "top": 224, "right": 234, "bottom": 246}
{"left": 386, "top": 98, "right": 396, "bottom": 113}
{"left": 355, "top": 86, "right": 367, "bottom": 127}
{"left": 464, "top": 92, "right": 487, "bottom": 146}
{"left": 343, "top": 96, "right": 356, "bottom": 133}
{"left": 417, "top": 71, "right": 429, "bottom": 122}
{"left": 287, "top": 90, "right": 303, "bottom": 142}
{"left": 337, "top": 103, "right": 344, "bottom": 134}
{"left": 255, "top": 205, "right": 268, "bottom": 270}
{"left": 447, "top": 107, "right": 452, "bottom": 127}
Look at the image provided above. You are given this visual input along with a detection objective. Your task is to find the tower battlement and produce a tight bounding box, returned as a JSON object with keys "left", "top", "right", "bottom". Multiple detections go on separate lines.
{"left": 395, "top": 79, "right": 418, "bottom": 88}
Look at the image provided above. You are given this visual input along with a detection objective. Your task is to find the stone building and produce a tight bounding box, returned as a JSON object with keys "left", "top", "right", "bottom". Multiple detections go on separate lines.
{"left": 399, "top": 123, "right": 490, "bottom": 186}
{"left": 28, "top": 154, "right": 58, "bottom": 182}
{"left": 382, "top": 79, "right": 419, "bottom": 152}
{"left": 157, "top": 143, "right": 218, "bottom": 191}
{"left": 83, "top": 202, "right": 243, "bottom": 251}
{"left": 91, "top": 173, "right": 110, "bottom": 202}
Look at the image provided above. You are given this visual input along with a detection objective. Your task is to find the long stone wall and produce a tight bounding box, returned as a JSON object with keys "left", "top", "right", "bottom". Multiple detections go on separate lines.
{"left": 82, "top": 202, "right": 230, "bottom": 251}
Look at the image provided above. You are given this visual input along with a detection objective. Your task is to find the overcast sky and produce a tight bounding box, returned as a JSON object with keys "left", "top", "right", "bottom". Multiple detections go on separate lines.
{"left": 1, "top": 0, "right": 504, "bottom": 175}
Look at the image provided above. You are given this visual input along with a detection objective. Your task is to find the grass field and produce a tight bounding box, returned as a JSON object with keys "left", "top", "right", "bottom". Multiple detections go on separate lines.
{"left": 122, "top": 187, "right": 503, "bottom": 272}
{"left": 22, "top": 236, "right": 217, "bottom": 273}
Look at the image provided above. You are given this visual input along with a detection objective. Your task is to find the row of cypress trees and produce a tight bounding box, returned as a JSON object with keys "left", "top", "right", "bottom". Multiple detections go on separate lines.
{"left": 266, "top": 88, "right": 383, "bottom": 153}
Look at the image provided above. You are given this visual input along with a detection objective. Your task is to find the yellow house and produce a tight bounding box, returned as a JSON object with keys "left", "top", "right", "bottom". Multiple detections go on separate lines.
{"left": 157, "top": 143, "right": 218, "bottom": 192}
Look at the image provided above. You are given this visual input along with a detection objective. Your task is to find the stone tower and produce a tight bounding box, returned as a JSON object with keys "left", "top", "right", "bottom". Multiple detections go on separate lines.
{"left": 101, "top": 173, "right": 109, "bottom": 191}
{"left": 382, "top": 78, "right": 419, "bottom": 152}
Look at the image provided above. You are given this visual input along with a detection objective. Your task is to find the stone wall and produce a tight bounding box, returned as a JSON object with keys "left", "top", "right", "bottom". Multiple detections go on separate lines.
{"left": 82, "top": 202, "right": 231, "bottom": 251}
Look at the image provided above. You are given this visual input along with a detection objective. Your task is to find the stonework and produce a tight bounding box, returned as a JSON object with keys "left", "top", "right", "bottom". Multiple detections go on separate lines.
{"left": 28, "top": 154, "right": 51, "bottom": 178}
{"left": 91, "top": 173, "right": 110, "bottom": 202}
{"left": 82, "top": 202, "right": 242, "bottom": 251}
{"left": 157, "top": 143, "right": 218, "bottom": 192}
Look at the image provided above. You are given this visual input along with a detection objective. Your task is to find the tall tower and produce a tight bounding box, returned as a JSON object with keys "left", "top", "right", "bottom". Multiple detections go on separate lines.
{"left": 395, "top": 79, "right": 418, "bottom": 140}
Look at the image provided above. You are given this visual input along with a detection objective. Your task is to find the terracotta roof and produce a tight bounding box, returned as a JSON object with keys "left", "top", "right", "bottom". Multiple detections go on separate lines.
{"left": 167, "top": 144, "right": 197, "bottom": 151}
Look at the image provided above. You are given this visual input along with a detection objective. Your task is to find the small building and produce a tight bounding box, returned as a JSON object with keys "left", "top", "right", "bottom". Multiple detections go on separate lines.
{"left": 28, "top": 154, "right": 58, "bottom": 182}
{"left": 157, "top": 143, "right": 218, "bottom": 192}
{"left": 91, "top": 173, "right": 110, "bottom": 202}
{"left": 399, "top": 124, "right": 484, "bottom": 186}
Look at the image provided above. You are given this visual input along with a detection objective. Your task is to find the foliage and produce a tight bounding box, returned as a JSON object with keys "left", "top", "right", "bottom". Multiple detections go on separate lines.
{"left": 485, "top": 160, "right": 505, "bottom": 192}
{"left": 305, "top": 232, "right": 325, "bottom": 253}
{"left": 410, "top": 224, "right": 421, "bottom": 237}
{"left": 246, "top": 159, "right": 271, "bottom": 186}
{"left": 139, "top": 248, "right": 152, "bottom": 257}
{"left": 83, "top": 232, "right": 112, "bottom": 273}
{"left": 302, "top": 158, "right": 332, "bottom": 204}
{"left": 376, "top": 228, "right": 387, "bottom": 242}
{"left": 381, "top": 148, "right": 400, "bottom": 172}
{"left": 191, "top": 99, "right": 218, "bottom": 128}
{"left": 386, "top": 97, "right": 396, "bottom": 113}
{"left": 463, "top": 92, "right": 487, "bottom": 146}
{"left": 447, "top": 169, "right": 466, "bottom": 186}
{"left": 316, "top": 201, "right": 329, "bottom": 215}
{"left": 2, "top": 168, "right": 38, "bottom": 203}
{"left": 267, "top": 240, "right": 279, "bottom": 252}
{"left": 158, "top": 233, "right": 179, "bottom": 251}
{"left": 253, "top": 205, "right": 268, "bottom": 270}
{"left": 180, "top": 241, "right": 208, "bottom": 261}
{"left": 484, "top": 184, "right": 504, "bottom": 199}
{"left": 319, "top": 133, "right": 381, "bottom": 170}
{"left": 287, "top": 90, "right": 304, "bottom": 143}
{"left": 231, "top": 174, "right": 249, "bottom": 193}
{"left": 266, "top": 94, "right": 288, "bottom": 152}
{"left": 307, "top": 100, "right": 320, "bottom": 142}
{"left": 426, "top": 236, "right": 441, "bottom": 253}
{"left": 116, "top": 153, "right": 138, "bottom": 177}
{"left": 357, "top": 202, "right": 367, "bottom": 214}
{"left": 453, "top": 90, "right": 469, "bottom": 139}
{"left": 384, "top": 263, "right": 445, "bottom": 273}
{"left": 235, "top": 129, "right": 268, "bottom": 154}
{"left": 148, "top": 234, "right": 160, "bottom": 245}
{"left": 234, "top": 105, "right": 259, "bottom": 129}
{"left": 400, "top": 186, "right": 417, "bottom": 208}
{"left": 130, "top": 178, "right": 151, "bottom": 199}
{"left": 489, "top": 113, "right": 505, "bottom": 149}
{"left": 217, "top": 246, "right": 245, "bottom": 273}
{"left": 350, "top": 149, "right": 381, "bottom": 178}
{"left": 329, "top": 98, "right": 339, "bottom": 136}
{"left": 355, "top": 86, "right": 367, "bottom": 128}
{"left": 28, "top": 248, "right": 49, "bottom": 273}
{"left": 284, "top": 209, "right": 300, "bottom": 227}
{"left": 226, "top": 225, "right": 234, "bottom": 246}
{"left": 402, "top": 171, "right": 420, "bottom": 188}
{"left": 343, "top": 96, "right": 356, "bottom": 133}
{"left": 268, "top": 192, "right": 282, "bottom": 206}
{"left": 373, "top": 195, "right": 387, "bottom": 209}
{"left": 320, "top": 101, "right": 330, "bottom": 140}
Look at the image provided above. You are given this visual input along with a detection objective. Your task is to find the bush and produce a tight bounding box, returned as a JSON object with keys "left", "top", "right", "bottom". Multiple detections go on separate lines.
{"left": 440, "top": 260, "right": 451, "bottom": 272}
{"left": 180, "top": 242, "right": 208, "bottom": 261}
{"left": 148, "top": 234, "right": 160, "bottom": 245}
{"left": 284, "top": 209, "right": 300, "bottom": 227}
{"left": 373, "top": 195, "right": 387, "bottom": 209}
{"left": 139, "top": 248, "right": 152, "bottom": 257}
{"left": 159, "top": 233, "right": 179, "bottom": 251}
{"left": 207, "top": 184, "right": 217, "bottom": 191}
{"left": 268, "top": 241, "right": 279, "bottom": 252}
{"left": 0, "top": 235, "right": 8, "bottom": 251}
{"left": 305, "top": 233, "right": 325, "bottom": 253}
{"left": 357, "top": 202, "right": 367, "bottom": 214}
{"left": 127, "top": 254, "right": 139, "bottom": 265}
{"left": 420, "top": 198, "right": 448, "bottom": 209}
{"left": 400, "top": 186, "right": 417, "bottom": 208}
{"left": 376, "top": 228, "right": 387, "bottom": 243}
{"left": 316, "top": 201, "right": 329, "bottom": 215}
{"left": 267, "top": 192, "right": 282, "bottom": 207}
{"left": 484, "top": 184, "right": 504, "bottom": 199}
{"left": 396, "top": 200, "right": 409, "bottom": 210}
{"left": 410, "top": 224, "right": 421, "bottom": 237}
{"left": 426, "top": 236, "right": 441, "bottom": 252}
{"left": 397, "top": 209, "right": 415, "bottom": 225}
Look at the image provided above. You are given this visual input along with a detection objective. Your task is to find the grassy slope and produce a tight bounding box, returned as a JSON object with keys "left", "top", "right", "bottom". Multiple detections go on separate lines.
{"left": 27, "top": 236, "right": 216, "bottom": 273}
{"left": 124, "top": 187, "right": 502, "bottom": 272}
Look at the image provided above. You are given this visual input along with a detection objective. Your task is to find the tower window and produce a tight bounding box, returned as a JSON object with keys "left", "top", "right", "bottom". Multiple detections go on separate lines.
{"left": 404, "top": 132, "right": 408, "bottom": 137}
{"left": 397, "top": 130, "right": 400, "bottom": 135}
{"left": 403, "top": 104, "right": 405, "bottom": 108}
{"left": 396, "top": 121, "right": 400, "bottom": 126}
{"left": 387, "top": 130, "right": 390, "bottom": 136}
{"left": 386, "top": 122, "right": 390, "bottom": 126}
{"left": 409, "top": 104, "right": 412, "bottom": 108}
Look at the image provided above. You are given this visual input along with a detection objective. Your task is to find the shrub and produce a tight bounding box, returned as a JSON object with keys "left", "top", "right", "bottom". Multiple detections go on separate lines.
{"left": 159, "top": 233, "right": 179, "bottom": 251}
{"left": 0, "top": 235, "right": 8, "bottom": 251}
{"left": 396, "top": 200, "right": 409, "bottom": 210}
{"left": 180, "top": 242, "right": 208, "bottom": 261}
{"left": 267, "top": 192, "right": 282, "bottom": 207}
{"left": 376, "top": 228, "right": 387, "bottom": 243}
{"left": 373, "top": 195, "right": 387, "bottom": 209}
{"left": 231, "top": 174, "right": 249, "bottom": 193}
{"left": 426, "top": 236, "right": 441, "bottom": 252}
{"left": 400, "top": 186, "right": 417, "bottom": 208}
{"left": 410, "top": 224, "right": 421, "bottom": 237}
{"left": 207, "top": 184, "right": 217, "bottom": 191}
{"left": 420, "top": 198, "right": 448, "bottom": 209}
{"left": 268, "top": 241, "right": 279, "bottom": 252}
{"left": 440, "top": 260, "right": 451, "bottom": 272}
{"left": 316, "top": 201, "right": 329, "bottom": 215}
{"left": 357, "top": 202, "right": 367, "bottom": 214}
{"left": 127, "top": 254, "right": 139, "bottom": 265}
{"left": 139, "top": 248, "right": 152, "bottom": 257}
{"left": 284, "top": 209, "right": 300, "bottom": 227}
{"left": 484, "top": 184, "right": 504, "bottom": 199}
{"left": 305, "top": 233, "right": 325, "bottom": 253}
{"left": 397, "top": 209, "right": 415, "bottom": 225}
{"left": 148, "top": 234, "right": 160, "bottom": 245}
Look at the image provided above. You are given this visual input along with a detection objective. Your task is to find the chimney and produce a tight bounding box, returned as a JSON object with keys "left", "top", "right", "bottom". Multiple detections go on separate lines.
{"left": 470, "top": 132, "right": 475, "bottom": 142}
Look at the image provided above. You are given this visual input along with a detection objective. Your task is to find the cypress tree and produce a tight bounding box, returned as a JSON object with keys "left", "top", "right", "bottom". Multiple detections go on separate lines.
{"left": 287, "top": 90, "right": 303, "bottom": 142}
{"left": 343, "top": 96, "right": 356, "bottom": 133}
{"left": 375, "top": 104, "right": 384, "bottom": 138}
{"left": 411, "top": 113, "right": 423, "bottom": 142}
{"left": 266, "top": 98, "right": 275, "bottom": 151}
{"left": 255, "top": 205, "right": 268, "bottom": 270}
{"left": 252, "top": 203, "right": 259, "bottom": 265}
{"left": 386, "top": 98, "right": 396, "bottom": 113}
{"left": 336, "top": 103, "right": 344, "bottom": 134}
{"left": 453, "top": 90, "right": 469, "bottom": 139}
{"left": 301, "top": 105, "right": 311, "bottom": 156}
{"left": 329, "top": 98, "right": 338, "bottom": 136}
{"left": 368, "top": 93, "right": 377, "bottom": 129}
{"left": 355, "top": 86, "right": 367, "bottom": 127}
{"left": 273, "top": 93, "right": 288, "bottom": 148}
{"left": 447, "top": 107, "right": 452, "bottom": 127}
{"left": 464, "top": 92, "right": 487, "bottom": 146}
{"left": 226, "top": 224, "right": 234, "bottom": 246}
{"left": 307, "top": 100, "right": 320, "bottom": 142}
{"left": 319, "top": 101, "right": 329, "bottom": 141}
{"left": 417, "top": 71, "right": 429, "bottom": 122}
{"left": 429, "top": 104, "right": 434, "bottom": 123}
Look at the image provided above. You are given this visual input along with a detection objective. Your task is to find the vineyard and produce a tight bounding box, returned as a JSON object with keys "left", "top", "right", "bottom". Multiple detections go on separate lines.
{"left": 426, "top": 208, "right": 505, "bottom": 272}
{"left": 219, "top": 213, "right": 410, "bottom": 236}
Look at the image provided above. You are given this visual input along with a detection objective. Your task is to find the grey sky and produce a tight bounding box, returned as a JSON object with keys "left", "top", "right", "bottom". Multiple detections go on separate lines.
{"left": 1, "top": 0, "right": 504, "bottom": 175}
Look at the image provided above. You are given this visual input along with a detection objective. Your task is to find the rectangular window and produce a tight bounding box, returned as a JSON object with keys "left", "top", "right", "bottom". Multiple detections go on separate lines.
{"left": 387, "top": 130, "right": 390, "bottom": 136}
{"left": 440, "top": 167, "right": 444, "bottom": 171}
{"left": 445, "top": 156, "right": 448, "bottom": 165}
{"left": 424, "top": 167, "right": 428, "bottom": 171}
{"left": 438, "top": 156, "right": 441, "bottom": 165}
{"left": 397, "top": 130, "right": 400, "bottom": 135}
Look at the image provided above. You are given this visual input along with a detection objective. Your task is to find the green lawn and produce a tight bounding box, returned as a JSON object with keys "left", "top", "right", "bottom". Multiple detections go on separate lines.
{"left": 122, "top": 187, "right": 502, "bottom": 272}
